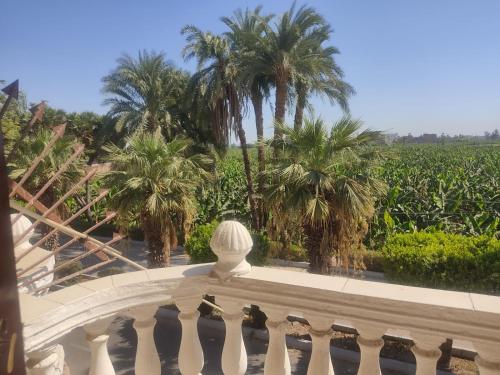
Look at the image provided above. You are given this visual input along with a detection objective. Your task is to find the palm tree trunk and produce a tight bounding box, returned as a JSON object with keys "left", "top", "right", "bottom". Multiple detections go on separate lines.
{"left": 293, "top": 85, "right": 307, "bottom": 131}
{"left": 236, "top": 115, "right": 260, "bottom": 230}
{"left": 163, "top": 221, "right": 174, "bottom": 267}
{"left": 304, "top": 222, "right": 331, "bottom": 274}
{"left": 251, "top": 89, "right": 265, "bottom": 227}
{"left": 141, "top": 214, "right": 166, "bottom": 268}
{"left": 274, "top": 71, "right": 287, "bottom": 138}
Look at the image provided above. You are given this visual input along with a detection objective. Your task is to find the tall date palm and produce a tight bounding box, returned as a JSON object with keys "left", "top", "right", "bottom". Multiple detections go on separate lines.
{"left": 102, "top": 50, "right": 189, "bottom": 139}
{"left": 182, "top": 25, "right": 260, "bottom": 229}
{"left": 222, "top": 6, "right": 273, "bottom": 224}
{"left": 248, "top": 4, "right": 328, "bottom": 135}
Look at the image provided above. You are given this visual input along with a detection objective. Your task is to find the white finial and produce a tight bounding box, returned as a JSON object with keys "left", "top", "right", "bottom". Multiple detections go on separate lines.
{"left": 11, "top": 214, "right": 34, "bottom": 251}
{"left": 210, "top": 220, "right": 253, "bottom": 279}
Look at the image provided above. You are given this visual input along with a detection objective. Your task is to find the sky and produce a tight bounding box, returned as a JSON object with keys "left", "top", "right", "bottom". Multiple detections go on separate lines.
{"left": 1, "top": 0, "right": 500, "bottom": 141}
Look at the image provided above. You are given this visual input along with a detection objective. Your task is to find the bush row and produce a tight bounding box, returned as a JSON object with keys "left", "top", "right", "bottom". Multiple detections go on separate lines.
{"left": 382, "top": 231, "right": 500, "bottom": 294}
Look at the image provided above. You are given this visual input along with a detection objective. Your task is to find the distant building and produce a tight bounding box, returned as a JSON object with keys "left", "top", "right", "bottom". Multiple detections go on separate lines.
{"left": 383, "top": 133, "right": 399, "bottom": 145}
{"left": 418, "top": 134, "right": 438, "bottom": 143}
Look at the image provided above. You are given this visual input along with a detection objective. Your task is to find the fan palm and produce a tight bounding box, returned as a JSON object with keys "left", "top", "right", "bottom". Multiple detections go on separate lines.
{"left": 265, "top": 117, "right": 386, "bottom": 274}
{"left": 102, "top": 50, "right": 189, "bottom": 138}
{"left": 9, "top": 128, "right": 85, "bottom": 207}
{"left": 182, "top": 25, "right": 260, "bottom": 229}
{"left": 103, "top": 130, "right": 213, "bottom": 267}
{"left": 9, "top": 129, "right": 85, "bottom": 249}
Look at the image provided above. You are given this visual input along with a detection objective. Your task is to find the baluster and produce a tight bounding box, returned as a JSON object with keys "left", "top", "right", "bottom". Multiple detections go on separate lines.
{"left": 411, "top": 335, "right": 444, "bottom": 375}
{"left": 176, "top": 296, "right": 204, "bottom": 375}
{"left": 84, "top": 318, "right": 116, "bottom": 375}
{"left": 356, "top": 325, "right": 385, "bottom": 375}
{"left": 474, "top": 342, "right": 500, "bottom": 375}
{"left": 261, "top": 306, "right": 291, "bottom": 375}
{"left": 217, "top": 296, "right": 247, "bottom": 375}
{"left": 26, "top": 345, "right": 65, "bottom": 375}
{"left": 306, "top": 315, "right": 334, "bottom": 375}
{"left": 129, "top": 305, "right": 161, "bottom": 375}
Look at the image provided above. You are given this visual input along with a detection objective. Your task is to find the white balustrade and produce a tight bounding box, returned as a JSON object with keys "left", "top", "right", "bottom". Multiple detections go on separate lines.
{"left": 129, "top": 305, "right": 161, "bottom": 375}
{"left": 474, "top": 343, "right": 500, "bottom": 375}
{"left": 262, "top": 306, "right": 291, "bottom": 375}
{"left": 18, "top": 221, "right": 500, "bottom": 375}
{"left": 356, "top": 325, "right": 385, "bottom": 375}
{"left": 84, "top": 318, "right": 116, "bottom": 375}
{"left": 411, "top": 335, "right": 444, "bottom": 375}
{"left": 176, "top": 296, "right": 204, "bottom": 375}
{"left": 306, "top": 315, "right": 334, "bottom": 375}
{"left": 218, "top": 296, "right": 247, "bottom": 375}
{"left": 26, "top": 345, "right": 64, "bottom": 375}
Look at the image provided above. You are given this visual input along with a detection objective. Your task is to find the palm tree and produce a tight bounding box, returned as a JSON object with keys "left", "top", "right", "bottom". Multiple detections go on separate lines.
{"left": 102, "top": 50, "right": 189, "bottom": 138}
{"left": 222, "top": 6, "right": 273, "bottom": 226}
{"left": 9, "top": 128, "right": 85, "bottom": 207}
{"left": 292, "top": 45, "right": 355, "bottom": 130}
{"left": 182, "top": 25, "right": 260, "bottom": 229}
{"left": 265, "top": 117, "right": 386, "bottom": 274}
{"left": 103, "top": 130, "right": 213, "bottom": 267}
{"left": 9, "top": 129, "right": 85, "bottom": 249}
{"left": 243, "top": 4, "right": 328, "bottom": 135}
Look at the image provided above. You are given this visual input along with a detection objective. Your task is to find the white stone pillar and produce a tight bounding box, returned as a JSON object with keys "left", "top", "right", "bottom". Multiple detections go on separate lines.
{"left": 356, "top": 326, "right": 385, "bottom": 375}
{"left": 411, "top": 335, "right": 444, "bottom": 375}
{"left": 26, "top": 345, "right": 65, "bottom": 375}
{"left": 176, "top": 297, "right": 204, "bottom": 375}
{"left": 84, "top": 318, "right": 116, "bottom": 375}
{"left": 474, "top": 342, "right": 500, "bottom": 375}
{"left": 218, "top": 297, "right": 247, "bottom": 375}
{"left": 262, "top": 306, "right": 291, "bottom": 375}
{"left": 129, "top": 305, "right": 161, "bottom": 375}
{"left": 306, "top": 316, "right": 334, "bottom": 375}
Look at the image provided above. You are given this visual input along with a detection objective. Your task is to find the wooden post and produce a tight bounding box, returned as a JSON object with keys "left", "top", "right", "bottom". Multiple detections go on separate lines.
{"left": 0, "top": 79, "right": 27, "bottom": 374}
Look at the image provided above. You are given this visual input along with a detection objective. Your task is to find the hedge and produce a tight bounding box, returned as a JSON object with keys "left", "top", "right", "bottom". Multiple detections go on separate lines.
{"left": 185, "top": 221, "right": 269, "bottom": 266}
{"left": 382, "top": 231, "right": 500, "bottom": 294}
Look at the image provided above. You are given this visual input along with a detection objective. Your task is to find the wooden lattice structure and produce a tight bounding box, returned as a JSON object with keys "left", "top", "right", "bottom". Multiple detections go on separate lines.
{"left": 2, "top": 81, "right": 145, "bottom": 297}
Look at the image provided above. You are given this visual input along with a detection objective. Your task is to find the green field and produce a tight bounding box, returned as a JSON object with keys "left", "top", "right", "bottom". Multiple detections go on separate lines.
{"left": 216, "top": 143, "right": 500, "bottom": 248}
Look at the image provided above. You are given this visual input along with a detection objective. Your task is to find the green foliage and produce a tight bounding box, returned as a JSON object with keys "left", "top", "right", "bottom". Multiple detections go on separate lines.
{"left": 269, "top": 240, "right": 308, "bottom": 261}
{"left": 8, "top": 128, "right": 85, "bottom": 206}
{"left": 0, "top": 92, "right": 28, "bottom": 149}
{"left": 368, "top": 144, "right": 500, "bottom": 247}
{"left": 103, "top": 130, "right": 213, "bottom": 266}
{"left": 102, "top": 50, "right": 191, "bottom": 139}
{"left": 185, "top": 221, "right": 269, "bottom": 265}
{"left": 185, "top": 221, "right": 218, "bottom": 263}
{"left": 248, "top": 232, "right": 269, "bottom": 266}
{"left": 196, "top": 151, "right": 251, "bottom": 225}
{"left": 266, "top": 117, "right": 386, "bottom": 273}
{"left": 383, "top": 232, "right": 500, "bottom": 294}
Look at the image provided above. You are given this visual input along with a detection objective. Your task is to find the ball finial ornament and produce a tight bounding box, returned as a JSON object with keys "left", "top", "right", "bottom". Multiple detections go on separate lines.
{"left": 210, "top": 220, "right": 253, "bottom": 279}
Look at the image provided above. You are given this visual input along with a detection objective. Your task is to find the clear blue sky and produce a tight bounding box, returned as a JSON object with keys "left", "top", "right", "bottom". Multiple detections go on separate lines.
{"left": 2, "top": 0, "right": 499, "bottom": 141}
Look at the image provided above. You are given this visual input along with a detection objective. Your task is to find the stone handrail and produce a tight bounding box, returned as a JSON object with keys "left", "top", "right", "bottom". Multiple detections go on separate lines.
{"left": 21, "top": 221, "right": 500, "bottom": 375}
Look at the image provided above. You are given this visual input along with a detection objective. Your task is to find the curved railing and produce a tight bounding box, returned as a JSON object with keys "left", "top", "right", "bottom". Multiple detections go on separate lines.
{"left": 21, "top": 222, "right": 500, "bottom": 375}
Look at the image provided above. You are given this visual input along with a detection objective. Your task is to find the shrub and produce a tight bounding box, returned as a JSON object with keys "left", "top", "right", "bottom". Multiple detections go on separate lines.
{"left": 361, "top": 250, "right": 385, "bottom": 273}
{"left": 185, "top": 221, "right": 218, "bottom": 264}
{"left": 185, "top": 221, "right": 269, "bottom": 265}
{"left": 383, "top": 232, "right": 500, "bottom": 294}
{"left": 269, "top": 240, "right": 308, "bottom": 262}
